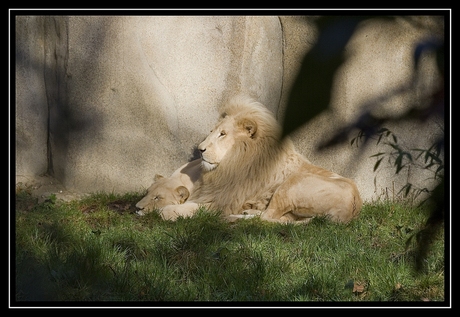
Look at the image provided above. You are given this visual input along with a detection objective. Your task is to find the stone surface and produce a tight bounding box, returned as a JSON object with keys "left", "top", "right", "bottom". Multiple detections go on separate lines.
{"left": 14, "top": 15, "right": 444, "bottom": 203}
{"left": 15, "top": 16, "right": 48, "bottom": 177}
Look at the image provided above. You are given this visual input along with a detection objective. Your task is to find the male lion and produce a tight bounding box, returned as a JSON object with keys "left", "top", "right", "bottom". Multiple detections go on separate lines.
{"left": 159, "top": 95, "right": 362, "bottom": 223}
{"left": 135, "top": 158, "right": 201, "bottom": 215}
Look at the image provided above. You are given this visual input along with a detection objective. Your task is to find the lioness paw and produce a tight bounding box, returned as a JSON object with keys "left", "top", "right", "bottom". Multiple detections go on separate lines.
{"left": 159, "top": 206, "right": 180, "bottom": 221}
{"left": 224, "top": 213, "right": 259, "bottom": 223}
{"left": 242, "top": 209, "right": 262, "bottom": 216}
{"left": 159, "top": 203, "right": 200, "bottom": 221}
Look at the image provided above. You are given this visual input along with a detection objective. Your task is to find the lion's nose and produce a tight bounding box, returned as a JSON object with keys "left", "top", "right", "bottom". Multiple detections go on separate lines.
{"left": 198, "top": 143, "right": 206, "bottom": 153}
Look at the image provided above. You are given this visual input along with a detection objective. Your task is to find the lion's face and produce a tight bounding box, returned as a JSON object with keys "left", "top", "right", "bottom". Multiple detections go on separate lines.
{"left": 198, "top": 115, "right": 256, "bottom": 172}
{"left": 135, "top": 175, "right": 190, "bottom": 215}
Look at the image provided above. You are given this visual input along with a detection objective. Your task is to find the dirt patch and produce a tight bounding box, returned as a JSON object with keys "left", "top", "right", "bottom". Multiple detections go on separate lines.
{"left": 15, "top": 174, "right": 85, "bottom": 203}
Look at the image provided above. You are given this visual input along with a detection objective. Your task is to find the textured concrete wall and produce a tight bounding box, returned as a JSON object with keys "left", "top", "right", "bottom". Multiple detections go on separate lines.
{"left": 15, "top": 15, "right": 444, "bottom": 203}
{"left": 282, "top": 16, "right": 444, "bottom": 202}
{"left": 16, "top": 16, "right": 48, "bottom": 177}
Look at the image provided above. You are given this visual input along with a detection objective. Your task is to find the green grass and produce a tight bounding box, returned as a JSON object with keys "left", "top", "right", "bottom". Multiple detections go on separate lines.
{"left": 13, "top": 189, "right": 446, "bottom": 305}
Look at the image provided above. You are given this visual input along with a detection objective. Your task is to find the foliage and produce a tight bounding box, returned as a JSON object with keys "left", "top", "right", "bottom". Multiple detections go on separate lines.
{"left": 14, "top": 191, "right": 445, "bottom": 305}
{"left": 351, "top": 127, "right": 444, "bottom": 203}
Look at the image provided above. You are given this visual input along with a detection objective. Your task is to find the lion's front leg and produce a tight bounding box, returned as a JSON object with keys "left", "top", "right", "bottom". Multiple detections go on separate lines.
{"left": 160, "top": 202, "right": 200, "bottom": 221}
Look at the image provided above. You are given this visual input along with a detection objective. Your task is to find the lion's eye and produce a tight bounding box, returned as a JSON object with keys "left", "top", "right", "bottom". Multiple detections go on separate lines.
{"left": 219, "top": 131, "right": 226, "bottom": 137}
{"left": 153, "top": 196, "right": 161, "bottom": 201}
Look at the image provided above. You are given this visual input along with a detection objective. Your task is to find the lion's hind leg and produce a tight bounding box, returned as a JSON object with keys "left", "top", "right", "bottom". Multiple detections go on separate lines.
{"left": 260, "top": 172, "right": 360, "bottom": 224}
{"left": 261, "top": 208, "right": 310, "bottom": 223}
{"left": 259, "top": 181, "right": 298, "bottom": 223}
{"left": 259, "top": 175, "right": 319, "bottom": 223}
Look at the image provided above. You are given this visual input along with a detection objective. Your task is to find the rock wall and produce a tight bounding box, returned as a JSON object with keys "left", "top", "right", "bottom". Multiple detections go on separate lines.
{"left": 15, "top": 15, "right": 444, "bottom": 203}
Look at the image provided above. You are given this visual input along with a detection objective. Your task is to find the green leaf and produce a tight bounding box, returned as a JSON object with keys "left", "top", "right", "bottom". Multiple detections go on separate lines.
{"left": 403, "top": 183, "right": 412, "bottom": 197}
{"left": 424, "top": 150, "right": 431, "bottom": 163}
{"left": 373, "top": 157, "right": 383, "bottom": 172}
{"left": 395, "top": 155, "right": 403, "bottom": 174}
{"left": 389, "top": 143, "right": 402, "bottom": 151}
{"left": 403, "top": 152, "right": 413, "bottom": 162}
{"left": 370, "top": 152, "right": 386, "bottom": 158}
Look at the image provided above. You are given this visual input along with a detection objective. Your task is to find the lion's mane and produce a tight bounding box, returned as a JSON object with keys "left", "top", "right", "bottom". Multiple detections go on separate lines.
{"left": 190, "top": 95, "right": 309, "bottom": 215}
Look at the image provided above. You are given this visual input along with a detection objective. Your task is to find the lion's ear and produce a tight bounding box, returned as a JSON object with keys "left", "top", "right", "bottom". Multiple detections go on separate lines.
{"left": 154, "top": 174, "right": 164, "bottom": 181}
{"left": 241, "top": 119, "right": 257, "bottom": 138}
{"left": 176, "top": 186, "right": 190, "bottom": 204}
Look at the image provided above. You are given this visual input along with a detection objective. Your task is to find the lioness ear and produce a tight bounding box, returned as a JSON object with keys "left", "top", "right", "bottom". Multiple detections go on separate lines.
{"left": 176, "top": 186, "right": 190, "bottom": 204}
{"left": 241, "top": 119, "right": 257, "bottom": 138}
{"left": 154, "top": 174, "right": 164, "bottom": 181}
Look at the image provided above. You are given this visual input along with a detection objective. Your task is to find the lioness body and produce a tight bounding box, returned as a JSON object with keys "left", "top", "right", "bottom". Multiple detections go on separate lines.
{"left": 135, "top": 158, "right": 201, "bottom": 215}
{"left": 160, "top": 95, "right": 362, "bottom": 222}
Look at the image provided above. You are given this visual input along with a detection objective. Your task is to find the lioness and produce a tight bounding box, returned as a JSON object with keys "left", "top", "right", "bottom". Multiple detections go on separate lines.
{"left": 159, "top": 95, "right": 362, "bottom": 223}
{"left": 135, "top": 158, "right": 201, "bottom": 215}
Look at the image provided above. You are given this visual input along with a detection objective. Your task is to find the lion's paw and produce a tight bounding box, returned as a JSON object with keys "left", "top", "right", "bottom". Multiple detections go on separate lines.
{"left": 159, "top": 206, "right": 180, "bottom": 221}
{"left": 242, "top": 209, "right": 263, "bottom": 216}
{"left": 160, "top": 203, "right": 199, "bottom": 221}
{"left": 224, "top": 213, "right": 258, "bottom": 223}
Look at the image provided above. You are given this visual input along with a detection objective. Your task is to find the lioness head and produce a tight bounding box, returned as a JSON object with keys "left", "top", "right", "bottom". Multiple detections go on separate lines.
{"left": 135, "top": 174, "right": 190, "bottom": 215}
{"left": 198, "top": 114, "right": 257, "bottom": 172}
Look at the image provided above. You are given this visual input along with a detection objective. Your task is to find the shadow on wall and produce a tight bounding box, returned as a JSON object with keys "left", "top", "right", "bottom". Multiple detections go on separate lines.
{"left": 282, "top": 15, "right": 446, "bottom": 272}
{"left": 45, "top": 17, "right": 108, "bottom": 185}
{"left": 16, "top": 16, "right": 108, "bottom": 185}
